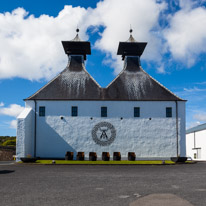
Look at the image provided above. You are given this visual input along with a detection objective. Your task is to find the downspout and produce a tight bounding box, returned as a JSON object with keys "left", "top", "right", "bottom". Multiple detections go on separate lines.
{"left": 175, "top": 101, "right": 179, "bottom": 157}
{"left": 194, "top": 132, "right": 196, "bottom": 148}
{"left": 34, "top": 100, "right": 37, "bottom": 158}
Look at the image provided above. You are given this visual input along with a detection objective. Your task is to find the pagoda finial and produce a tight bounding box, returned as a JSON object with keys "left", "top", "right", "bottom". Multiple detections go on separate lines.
{"left": 72, "top": 26, "right": 81, "bottom": 42}
{"left": 127, "top": 26, "right": 136, "bottom": 43}
{"left": 129, "top": 24, "right": 133, "bottom": 34}
{"left": 76, "top": 26, "right": 79, "bottom": 33}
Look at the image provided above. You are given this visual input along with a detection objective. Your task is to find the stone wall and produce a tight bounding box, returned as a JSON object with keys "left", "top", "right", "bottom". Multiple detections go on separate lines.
{"left": 0, "top": 146, "right": 16, "bottom": 161}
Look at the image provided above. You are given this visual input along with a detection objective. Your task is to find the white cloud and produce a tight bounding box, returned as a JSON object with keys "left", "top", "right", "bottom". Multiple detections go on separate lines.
{"left": 89, "top": 0, "right": 167, "bottom": 74}
{"left": 163, "top": 4, "right": 206, "bottom": 67}
{"left": 0, "top": 6, "right": 88, "bottom": 80}
{"left": 186, "top": 121, "right": 201, "bottom": 129}
{"left": 1, "top": 1, "right": 206, "bottom": 79}
{"left": 0, "top": 104, "right": 24, "bottom": 117}
{"left": 156, "top": 65, "right": 166, "bottom": 74}
{"left": 0, "top": 1, "right": 167, "bottom": 80}
{"left": 10, "top": 120, "right": 17, "bottom": 129}
{"left": 179, "top": 0, "right": 196, "bottom": 10}
{"left": 183, "top": 86, "right": 206, "bottom": 92}
{"left": 0, "top": 102, "right": 4, "bottom": 107}
{"left": 195, "top": 81, "right": 206, "bottom": 85}
{"left": 193, "top": 113, "right": 206, "bottom": 122}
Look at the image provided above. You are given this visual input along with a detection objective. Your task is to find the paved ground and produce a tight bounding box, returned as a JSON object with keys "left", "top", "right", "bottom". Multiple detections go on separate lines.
{"left": 0, "top": 162, "right": 206, "bottom": 206}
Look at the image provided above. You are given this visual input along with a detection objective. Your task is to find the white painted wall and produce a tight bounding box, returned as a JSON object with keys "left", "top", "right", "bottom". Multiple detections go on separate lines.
{"left": 17, "top": 100, "right": 185, "bottom": 160}
{"left": 186, "top": 130, "right": 206, "bottom": 161}
{"left": 16, "top": 108, "right": 34, "bottom": 161}
{"left": 178, "top": 101, "right": 186, "bottom": 156}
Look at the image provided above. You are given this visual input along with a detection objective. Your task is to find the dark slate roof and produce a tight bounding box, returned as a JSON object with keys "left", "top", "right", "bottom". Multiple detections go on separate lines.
{"left": 103, "top": 56, "right": 184, "bottom": 101}
{"left": 27, "top": 56, "right": 185, "bottom": 101}
{"left": 26, "top": 30, "right": 185, "bottom": 101}
{"left": 26, "top": 56, "right": 101, "bottom": 100}
{"left": 186, "top": 123, "right": 206, "bottom": 134}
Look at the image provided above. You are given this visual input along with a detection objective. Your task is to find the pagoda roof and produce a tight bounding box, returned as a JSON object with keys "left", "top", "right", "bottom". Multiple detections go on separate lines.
{"left": 26, "top": 56, "right": 101, "bottom": 100}
{"left": 62, "top": 30, "right": 91, "bottom": 60}
{"left": 117, "top": 30, "right": 147, "bottom": 60}
{"left": 103, "top": 56, "right": 184, "bottom": 101}
{"left": 26, "top": 30, "right": 185, "bottom": 102}
{"left": 26, "top": 56, "right": 184, "bottom": 101}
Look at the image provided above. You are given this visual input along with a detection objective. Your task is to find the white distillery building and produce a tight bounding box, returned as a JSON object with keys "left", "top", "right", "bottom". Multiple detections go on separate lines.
{"left": 16, "top": 30, "right": 186, "bottom": 161}
{"left": 186, "top": 123, "right": 206, "bottom": 161}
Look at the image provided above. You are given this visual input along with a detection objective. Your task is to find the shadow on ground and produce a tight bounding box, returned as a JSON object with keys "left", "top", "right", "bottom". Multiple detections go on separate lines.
{"left": 0, "top": 170, "right": 15, "bottom": 174}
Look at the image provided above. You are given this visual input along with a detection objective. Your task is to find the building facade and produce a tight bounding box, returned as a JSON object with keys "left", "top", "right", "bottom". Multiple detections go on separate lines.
{"left": 16, "top": 31, "right": 186, "bottom": 161}
{"left": 186, "top": 123, "right": 206, "bottom": 161}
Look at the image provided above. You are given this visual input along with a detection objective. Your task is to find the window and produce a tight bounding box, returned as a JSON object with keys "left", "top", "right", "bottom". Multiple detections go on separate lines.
{"left": 166, "top": 107, "right": 172, "bottom": 117}
{"left": 134, "top": 107, "right": 140, "bottom": 117}
{"left": 71, "top": 106, "right": 78, "bottom": 117}
{"left": 101, "top": 107, "right": 107, "bottom": 117}
{"left": 39, "top": 106, "right": 45, "bottom": 116}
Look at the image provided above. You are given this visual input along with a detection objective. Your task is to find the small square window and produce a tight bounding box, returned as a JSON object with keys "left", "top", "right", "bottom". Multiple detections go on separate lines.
{"left": 101, "top": 107, "right": 107, "bottom": 117}
{"left": 39, "top": 106, "right": 45, "bottom": 117}
{"left": 72, "top": 106, "right": 78, "bottom": 117}
{"left": 166, "top": 107, "right": 172, "bottom": 117}
{"left": 134, "top": 107, "right": 140, "bottom": 117}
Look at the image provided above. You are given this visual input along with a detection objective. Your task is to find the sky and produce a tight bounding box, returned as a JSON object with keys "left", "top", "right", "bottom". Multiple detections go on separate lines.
{"left": 0, "top": 0, "right": 206, "bottom": 136}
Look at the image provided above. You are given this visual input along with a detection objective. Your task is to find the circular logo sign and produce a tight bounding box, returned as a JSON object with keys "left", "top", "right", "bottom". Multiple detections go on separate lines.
{"left": 92, "top": 122, "right": 116, "bottom": 146}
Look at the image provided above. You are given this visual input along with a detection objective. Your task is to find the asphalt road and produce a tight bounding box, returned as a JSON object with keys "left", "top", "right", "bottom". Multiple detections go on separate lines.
{"left": 0, "top": 162, "right": 206, "bottom": 206}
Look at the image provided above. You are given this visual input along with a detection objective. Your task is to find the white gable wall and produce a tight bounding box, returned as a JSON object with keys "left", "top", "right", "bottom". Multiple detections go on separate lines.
{"left": 18, "top": 100, "right": 185, "bottom": 160}
{"left": 16, "top": 107, "right": 35, "bottom": 161}
{"left": 186, "top": 130, "right": 206, "bottom": 160}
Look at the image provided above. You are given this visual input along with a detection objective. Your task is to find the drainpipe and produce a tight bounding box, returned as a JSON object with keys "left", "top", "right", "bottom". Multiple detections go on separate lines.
{"left": 175, "top": 101, "right": 179, "bottom": 157}
{"left": 34, "top": 100, "right": 37, "bottom": 157}
{"left": 194, "top": 132, "right": 196, "bottom": 148}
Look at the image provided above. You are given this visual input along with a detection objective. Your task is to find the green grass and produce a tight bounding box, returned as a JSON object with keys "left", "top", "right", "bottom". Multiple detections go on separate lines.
{"left": 0, "top": 136, "right": 16, "bottom": 146}
{"left": 20, "top": 160, "right": 178, "bottom": 165}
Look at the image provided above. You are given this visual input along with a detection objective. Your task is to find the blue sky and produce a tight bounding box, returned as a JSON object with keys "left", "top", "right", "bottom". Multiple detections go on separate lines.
{"left": 0, "top": 0, "right": 206, "bottom": 136}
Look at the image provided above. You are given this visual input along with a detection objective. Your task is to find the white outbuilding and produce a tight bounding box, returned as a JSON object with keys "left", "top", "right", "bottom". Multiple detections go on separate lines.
{"left": 186, "top": 123, "right": 206, "bottom": 161}
{"left": 16, "top": 30, "right": 186, "bottom": 161}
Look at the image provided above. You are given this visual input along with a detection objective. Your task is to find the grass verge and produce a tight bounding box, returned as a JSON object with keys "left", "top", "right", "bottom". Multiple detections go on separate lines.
{"left": 17, "top": 160, "right": 185, "bottom": 165}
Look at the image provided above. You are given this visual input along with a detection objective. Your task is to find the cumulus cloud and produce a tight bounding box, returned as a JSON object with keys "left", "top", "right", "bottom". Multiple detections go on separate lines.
{"left": 163, "top": 3, "right": 206, "bottom": 67}
{"left": 0, "top": 102, "right": 4, "bottom": 107}
{"left": 0, "top": 1, "right": 206, "bottom": 80}
{"left": 0, "top": 104, "right": 24, "bottom": 117}
{"left": 89, "top": 0, "right": 167, "bottom": 73}
{"left": 0, "top": 1, "right": 167, "bottom": 80}
{"left": 10, "top": 120, "right": 17, "bottom": 129}
{"left": 0, "top": 104, "right": 24, "bottom": 130}
{"left": 0, "top": 6, "right": 88, "bottom": 80}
